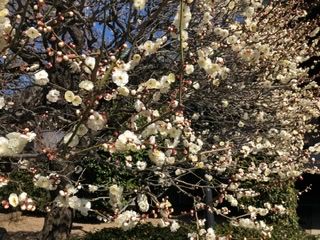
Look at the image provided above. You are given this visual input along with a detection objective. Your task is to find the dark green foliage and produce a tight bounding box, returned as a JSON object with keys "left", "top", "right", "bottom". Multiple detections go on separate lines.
{"left": 215, "top": 223, "right": 262, "bottom": 240}
{"left": 81, "top": 151, "right": 149, "bottom": 189}
{"left": 72, "top": 223, "right": 188, "bottom": 240}
{"left": 0, "top": 169, "right": 50, "bottom": 212}
{"left": 215, "top": 222, "right": 317, "bottom": 240}
{"left": 215, "top": 181, "right": 318, "bottom": 240}
{"left": 75, "top": 220, "right": 317, "bottom": 240}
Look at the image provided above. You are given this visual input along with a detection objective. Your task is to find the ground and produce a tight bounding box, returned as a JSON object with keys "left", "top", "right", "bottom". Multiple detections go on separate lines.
{"left": 0, "top": 213, "right": 114, "bottom": 239}
{"left": 0, "top": 212, "right": 160, "bottom": 239}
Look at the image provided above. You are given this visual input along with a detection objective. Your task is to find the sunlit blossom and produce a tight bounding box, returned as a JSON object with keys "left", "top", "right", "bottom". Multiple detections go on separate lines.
{"left": 25, "top": 27, "right": 41, "bottom": 39}
{"left": 8, "top": 193, "right": 19, "bottom": 207}
{"left": 112, "top": 69, "right": 129, "bottom": 87}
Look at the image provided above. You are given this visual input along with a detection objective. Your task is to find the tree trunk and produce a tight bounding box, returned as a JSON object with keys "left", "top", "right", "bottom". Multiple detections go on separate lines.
{"left": 40, "top": 206, "right": 73, "bottom": 240}
{"left": 0, "top": 227, "right": 8, "bottom": 240}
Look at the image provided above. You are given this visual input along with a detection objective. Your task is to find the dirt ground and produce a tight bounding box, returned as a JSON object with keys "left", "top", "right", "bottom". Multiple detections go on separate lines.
{"left": 0, "top": 213, "right": 160, "bottom": 239}
{"left": 1, "top": 215, "right": 114, "bottom": 238}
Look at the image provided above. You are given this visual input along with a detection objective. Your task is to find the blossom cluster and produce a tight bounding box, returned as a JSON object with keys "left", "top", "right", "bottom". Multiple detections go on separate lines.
{"left": 0, "top": 0, "right": 11, "bottom": 52}
{"left": 2, "top": 192, "right": 36, "bottom": 211}
{"left": 54, "top": 184, "right": 91, "bottom": 216}
{"left": 0, "top": 132, "right": 36, "bottom": 156}
{"left": 33, "top": 174, "right": 59, "bottom": 190}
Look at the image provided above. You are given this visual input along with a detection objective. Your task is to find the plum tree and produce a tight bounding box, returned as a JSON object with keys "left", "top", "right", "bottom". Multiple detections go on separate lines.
{"left": 0, "top": 0, "right": 319, "bottom": 239}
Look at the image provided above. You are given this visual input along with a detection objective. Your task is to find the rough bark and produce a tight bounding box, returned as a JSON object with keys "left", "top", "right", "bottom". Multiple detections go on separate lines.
{"left": 40, "top": 206, "right": 72, "bottom": 240}
{"left": 0, "top": 228, "right": 8, "bottom": 240}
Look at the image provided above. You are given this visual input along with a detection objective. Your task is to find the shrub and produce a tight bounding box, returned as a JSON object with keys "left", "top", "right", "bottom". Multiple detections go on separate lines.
{"left": 0, "top": 169, "right": 50, "bottom": 212}
{"left": 72, "top": 223, "right": 188, "bottom": 240}
{"left": 215, "top": 223, "right": 317, "bottom": 240}
{"left": 215, "top": 181, "right": 318, "bottom": 240}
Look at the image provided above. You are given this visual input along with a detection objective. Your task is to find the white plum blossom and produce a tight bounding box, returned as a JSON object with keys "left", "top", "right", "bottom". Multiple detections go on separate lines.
{"left": 136, "top": 160, "right": 147, "bottom": 170}
{"left": 34, "top": 70, "right": 49, "bottom": 85}
{"left": 226, "top": 35, "right": 238, "bottom": 45}
{"left": 115, "top": 130, "right": 141, "bottom": 152}
{"left": 0, "top": 96, "right": 5, "bottom": 109}
{"left": 8, "top": 193, "right": 19, "bottom": 207}
{"left": 237, "top": 218, "right": 256, "bottom": 229}
{"left": 138, "top": 37, "right": 166, "bottom": 56}
{"left": 0, "top": 8, "right": 8, "bottom": 18}
{"left": 117, "top": 86, "right": 130, "bottom": 96}
{"left": 68, "top": 195, "right": 81, "bottom": 209}
{"left": 46, "top": 89, "right": 60, "bottom": 102}
{"left": 55, "top": 190, "right": 91, "bottom": 216}
{"left": 79, "top": 80, "right": 94, "bottom": 91}
{"left": 309, "top": 143, "right": 320, "bottom": 153}
{"left": 88, "top": 184, "right": 98, "bottom": 193}
{"left": 205, "top": 174, "right": 213, "bottom": 181}
{"left": 274, "top": 204, "right": 286, "bottom": 214}
{"left": 115, "top": 210, "right": 139, "bottom": 231}
{"left": 87, "top": 111, "right": 107, "bottom": 131}
{"left": 173, "top": 3, "right": 191, "bottom": 31}
{"left": 225, "top": 194, "right": 238, "bottom": 207}
{"left": 79, "top": 198, "right": 91, "bottom": 216}
{"left": 33, "top": 174, "right": 56, "bottom": 190}
{"left": 188, "top": 141, "right": 203, "bottom": 154}
{"left": 185, "top": 64, "right": 194, "bottom": 75}
{"left": 133, "top": 0, "right": 147, "bottom": 10}
{"left": 64, "top": 184, "right": 78, "bottom": 196}
{"left": 0, "top": 132, "right": 36, "bottom": 156}
{"left": 134, "top": 99, "right": 145, "bottom": 112}
{"left": 192, "top": 82, "right": 200, "bottom": 90}
{"left": 64, "top": 90, "right": 82, "bottom": 106}
{"left": 132, "top": 54, "right": 141, "bottom": 63}
{"left": 243, "top": 6, "right": 255, "bottom": 18}
{"left": 109, "top": 184, "right": 123, "bottom": 209}
{"left": 20, "top": 197, "right": 36, "bottom": 211}
{"left": 206, "top": 228, "right": 216, "bottom": 240}
{"left": 72, "top": 95, "right": 82, "bottom": 106}
{"left": 148, "top": 149, "right": 166, "bottom": 166}
{"left": 0, "top": 4, "right": 11, "bottom": 52}
{"left": 25, "top": 27, "right": 41, "bottom": 39}
{"left": 221, "top": 99, "right": 229, "bottom": 108}
{"left": 19, "top": 192, "right": 28, "bottom": 202}
{"left": 137, "top": 194, "right": 149, "bottom": 212}
{"left": 27, "top": 63, "right": 40, "bottom": 71}
{"left": 64, "top": 90, "right": 75, "bottom": 102}
{"left": 67, "top": 196, "right": 91, "bottom": 216}
{"left": 140, "top": 41, "right": 155, "bottom": 55}
{"left": 144, "top": 78, "right": 160, "bottom": 89}
{"left": 170, "top": 221, "right": 180, "bottom": 232}
{"left": 203, "top": 11, "right": 213, "bottom": 24}
{"left": 213, "top": 27, "right": 229, "bottom": 38}
{"left": 83, "top": 56, "right": 96, "bottom": 74}
{"left": 112, "top": 69, "right": 129, "bottom": 87}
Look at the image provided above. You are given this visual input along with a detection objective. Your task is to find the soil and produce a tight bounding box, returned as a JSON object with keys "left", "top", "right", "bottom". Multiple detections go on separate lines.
{"left": 0, "top": 212, "right": 160, "bottom": 240}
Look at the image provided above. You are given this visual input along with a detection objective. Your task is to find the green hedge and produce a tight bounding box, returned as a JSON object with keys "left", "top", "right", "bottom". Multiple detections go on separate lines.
{"left": 76, "top": 222, "right": 317, "bottom": 240}
{"left": 215, "top": 222, "right": 317, "bottom": 240}
{"left": 215, "top": 180, "right": 318, "bottom": 240}
{"left": 0, "top": 169, "right": 50, "bottom": 212}
{"left": 72, "top": 223, "right": 188, "bottom": 240}
{"left": 74, "top": 221, "right": 317, "bottom": 240}
{"left": 76, "top": 180, "right": 318, "bottom": 240}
